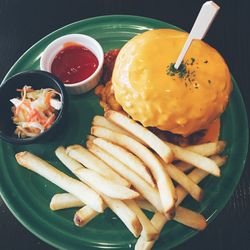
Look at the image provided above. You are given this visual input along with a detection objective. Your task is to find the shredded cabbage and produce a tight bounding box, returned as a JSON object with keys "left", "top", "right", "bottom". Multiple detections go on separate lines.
{"left": 11, "top": 85, "right": 62, "bottom": 138}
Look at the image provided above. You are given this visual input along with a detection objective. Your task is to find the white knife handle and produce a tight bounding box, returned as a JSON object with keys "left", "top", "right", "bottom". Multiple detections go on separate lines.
{"left": 191, "top": 1, "right": 220, "bottom": 39}
{"left": 174, "top": 1, "right": 220, "bottom": 69}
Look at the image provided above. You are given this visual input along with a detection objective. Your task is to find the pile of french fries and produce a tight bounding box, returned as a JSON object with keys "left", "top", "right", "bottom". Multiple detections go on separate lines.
{"left": 15, "top": 110, "right": 227, "bottom": 249}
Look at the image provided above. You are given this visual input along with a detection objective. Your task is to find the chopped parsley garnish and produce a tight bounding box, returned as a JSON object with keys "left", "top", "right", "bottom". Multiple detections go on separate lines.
{"left": 166, "top": 62, "right": 187, "bottom": 78}
{"left": 166, "top": 57, "right": 210, "bottom": 89}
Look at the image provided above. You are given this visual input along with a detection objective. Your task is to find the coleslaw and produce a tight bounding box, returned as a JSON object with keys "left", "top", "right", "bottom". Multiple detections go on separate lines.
{"left": 10, "top": 85, "right": 62, "bottom": 138}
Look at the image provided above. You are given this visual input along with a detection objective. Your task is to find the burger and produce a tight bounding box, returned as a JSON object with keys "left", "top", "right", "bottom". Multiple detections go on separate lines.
{"left": 95, "top": 29, "right": 232, "bottom": 145}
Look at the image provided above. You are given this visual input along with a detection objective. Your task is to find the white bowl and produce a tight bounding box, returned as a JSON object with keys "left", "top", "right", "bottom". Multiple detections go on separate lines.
{"left": 40, "top": 34, "right": 104, "bottom": 95}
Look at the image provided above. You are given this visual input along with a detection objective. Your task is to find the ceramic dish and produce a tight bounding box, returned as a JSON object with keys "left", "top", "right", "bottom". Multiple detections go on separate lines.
{"left": 40, "top": 34, "right": 104, "bottom": 95}
{"left": 0, "top": 15, "right": 248, "bottom": 250}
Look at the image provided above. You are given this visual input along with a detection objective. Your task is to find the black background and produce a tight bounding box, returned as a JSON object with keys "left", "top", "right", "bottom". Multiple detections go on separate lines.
{"left": 0, "top": 0, "right": 249, "bottom": 249}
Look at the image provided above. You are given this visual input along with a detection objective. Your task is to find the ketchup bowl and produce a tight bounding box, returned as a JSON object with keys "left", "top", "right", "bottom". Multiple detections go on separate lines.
{"left": 40, "top": 34, "right": 104, "bottom": 95}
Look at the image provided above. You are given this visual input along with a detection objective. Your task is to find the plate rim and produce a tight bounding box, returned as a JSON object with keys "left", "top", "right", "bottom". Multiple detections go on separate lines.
{"left": 0, "top": 14, "right": 249, "bottom": 250}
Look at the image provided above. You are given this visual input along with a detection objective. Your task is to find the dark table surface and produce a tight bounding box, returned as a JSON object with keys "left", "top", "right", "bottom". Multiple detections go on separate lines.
{"left": 0, "top": 0, "right": 249, "bottom": 249}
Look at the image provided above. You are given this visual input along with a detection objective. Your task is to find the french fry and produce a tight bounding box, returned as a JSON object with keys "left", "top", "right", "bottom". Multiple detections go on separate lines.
{"left": 105, "top": 110, "right": 173, "bottom": 163}
{"left": 75, "top": 168, "right": 139, "bottom": 200}
{"left": 50, "top": 194, "right": 156, "bottom": 231}
{"left": 175, "top": 154, "right": 227, "bottom": 173}
{"left": 166, "top": 142, "right": 221, "bottom": 177}
{"left": 175, "top": 161, "right": 194, "bottom": 172}
{"left": 74, "top": 199, "right": 142, "bottom": 238}
{"left": 137, "top": 200, "right": 157, "bottom": 213}
{"left": 135, "top": 233, "right": 154, "bottom": 250}
{"left": 54, "top": 147, "right": 106, "bottom": 229}
{"left": 58, "top": 152, "right": 143, "bottom": 237}
{"left": 90, "top": 126, "right": 176, "bottom": 213}
{"left": 66, "top": 145, "right": 129, "bottom": 187}
{"left": 56, "top": 144, "right": 142, "bottom": 236}
{"left": 103, "top": 194, "right": 142, "bottom": 237}
{"left": 87, "top": 135, "right": 96, "bottom": 141}
{"left": 137, "top": 200, "right": 206, "bottom": 229}
{"left": 15, "top": 151, "right": 104, "bottom": 213}
{"left": 49, "top": 193, "right": 104, "bottom": 227}
{"left": 135, "top": 194, "right": 147, "bottom": 201}
{"left": 74, "top": 192, "right": 142, "bottom": 237}
{"left": 50, "top": 194, "right": 155, "bottom": 214}
{"left": 74, "top": 205, "right": 105, "bottom": 227}
{"left": 135, "top": 212, "right": 167, "bottom": 250}
{"left": 92, "top": 137, "right": 155, "bottom": 187}
{"left": 184, "top": 141, "right": 226, "bottom": 156}
{"left": 135, "top": 155, "right": 227, "bottom": 250}
{"left": 50, "top": 193, "right": 158, "bottom": 235}
{"left": 125, "top": 200, "right": 159, "bottom": 241}
{"left": 50, "top": 193, "right": 155, "bottom": 233}
{"left": 136, "top": 199, "right": 206, "bottom": 230}
{"left": 50, "top": 193, "right": 83, "bottom": 211}
{"left": 174, "top": 206, "right": 207, "bottom": 230}
{"left": 51, "top": 193, "right": 206, "bottom": 231}
{"left": 92, "top": 115, "right": 139, "bottom": 140}
{"left": 55, "top": 146, "right": 83, "bottom": 173}
{"left": 135, "top": 205, "right": 207, "bottom": 250}
{"left": 87, "top": 141, "right": 163, "bottom": 212}
{"left": 59, "top": 144, "right": 141, "bottom": 236}
{"left": 162, "top": 162, "right": 203, "bottom": 201}
{"left": 210, "top": 155, "right": 227, "bottom": 167}
{"left": 176, "top": 155, "right": 227, "bottom": 206}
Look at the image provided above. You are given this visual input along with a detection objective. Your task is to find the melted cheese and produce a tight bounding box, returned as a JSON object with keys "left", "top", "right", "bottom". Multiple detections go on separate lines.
{"left": 112, "top": 29, "right": 232, "bottom": 136}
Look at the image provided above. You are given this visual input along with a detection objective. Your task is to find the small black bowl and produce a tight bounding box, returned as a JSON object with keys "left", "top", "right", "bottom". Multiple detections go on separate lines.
{"left": 0, "top": 70, "right": 68, "bottom": 145}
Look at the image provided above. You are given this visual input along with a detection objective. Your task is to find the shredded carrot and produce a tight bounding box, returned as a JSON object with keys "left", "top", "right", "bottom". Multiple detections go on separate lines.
{"left": 44, "top": 114, "right": 56, "bottom": 129}
{"left": 28, "top": 109, "right": 38, "bottom": 122}
{"left": 22, "top": 100, "right": 32, "bottom": 110}
{"left": 28, "top": 109, "right": 46, "bottom": 124}
{"left": 45, "top": 91, "right": 53, "bottom": 106}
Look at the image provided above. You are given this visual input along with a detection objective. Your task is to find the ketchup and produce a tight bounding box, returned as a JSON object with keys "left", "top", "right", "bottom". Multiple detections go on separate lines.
{"left": 51, "top": 43, "right": 99, "bottom": 84}
{"left": 101, "top": 49, "right": 120, "bottom": 84}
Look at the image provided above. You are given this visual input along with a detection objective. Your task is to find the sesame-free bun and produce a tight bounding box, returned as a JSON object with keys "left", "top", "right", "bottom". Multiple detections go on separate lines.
{"left": 112, "top": 29, "right": 232, "bottom": 136}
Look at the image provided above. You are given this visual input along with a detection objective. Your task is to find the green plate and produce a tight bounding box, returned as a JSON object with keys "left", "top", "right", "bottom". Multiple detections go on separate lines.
{"left": 0, "top": 15, "right": 248, "bottom": 250}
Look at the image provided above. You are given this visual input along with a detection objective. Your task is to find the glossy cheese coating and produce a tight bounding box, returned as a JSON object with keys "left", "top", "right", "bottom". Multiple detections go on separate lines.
{"left": 112, "top": 29, "right": 232, "bottom": 136}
